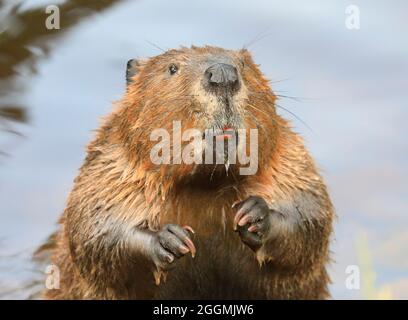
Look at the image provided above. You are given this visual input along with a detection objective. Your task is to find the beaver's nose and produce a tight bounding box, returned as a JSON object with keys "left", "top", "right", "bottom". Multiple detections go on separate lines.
{"left": 204, "top": 63, "right": 239, "bottom": 92}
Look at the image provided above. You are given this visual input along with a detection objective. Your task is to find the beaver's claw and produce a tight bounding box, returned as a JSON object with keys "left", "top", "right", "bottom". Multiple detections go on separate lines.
{"left": 232, "top": 196, "right": 272, "bottom": 251}
{"left": 151, "top": 223, "right": 196, "bottom": 272}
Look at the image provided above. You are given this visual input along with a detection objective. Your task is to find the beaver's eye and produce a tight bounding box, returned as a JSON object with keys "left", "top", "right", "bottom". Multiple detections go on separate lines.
{"left": 169, "top": 64, "right": 178, "bottom": 75}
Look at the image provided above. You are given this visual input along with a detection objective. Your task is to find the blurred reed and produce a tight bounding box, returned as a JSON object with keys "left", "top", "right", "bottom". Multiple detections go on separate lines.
{"left": 0, "top": 0, "right": 124, "bottom": 150}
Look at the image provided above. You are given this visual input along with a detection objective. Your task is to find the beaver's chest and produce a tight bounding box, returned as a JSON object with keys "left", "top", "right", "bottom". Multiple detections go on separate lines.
{"left": 153, "top": 232, "right": 268, "bottom": 299}
{"left": 160, "top": 188, "right": 239, "bottom": 235}
{"left": 156, "top": 198, "right": 269, "bottom": 299}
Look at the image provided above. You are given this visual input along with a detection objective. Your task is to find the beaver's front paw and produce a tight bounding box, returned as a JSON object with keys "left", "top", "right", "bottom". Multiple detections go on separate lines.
{"left": 232, "top": 196, "right": 273, "bottom": 251}
{"left": 151, "top": 224, "right": 196, "bottom": 272}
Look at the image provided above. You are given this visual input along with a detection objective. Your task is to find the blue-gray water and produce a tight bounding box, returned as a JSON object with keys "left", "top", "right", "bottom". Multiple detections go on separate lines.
{"left": 1, "top": 0, "right": 407, "bottom": 299}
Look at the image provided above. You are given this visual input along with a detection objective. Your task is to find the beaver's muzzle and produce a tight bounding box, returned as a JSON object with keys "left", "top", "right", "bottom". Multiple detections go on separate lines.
{"left": 204, "top": 63, "right": 240, "bottom": 94}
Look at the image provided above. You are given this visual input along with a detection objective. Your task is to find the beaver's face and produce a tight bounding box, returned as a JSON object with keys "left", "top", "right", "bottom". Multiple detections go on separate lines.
{"left": 126, "top": 46, "right": 276, "bottom": 176}
{"left": 128, "top": 46, "right": 274, "bottom": 130}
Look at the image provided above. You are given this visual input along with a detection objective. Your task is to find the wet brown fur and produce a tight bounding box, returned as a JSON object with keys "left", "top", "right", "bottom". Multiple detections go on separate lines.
{"left": 41, "top": 46, "right": 334, "bottom": 299}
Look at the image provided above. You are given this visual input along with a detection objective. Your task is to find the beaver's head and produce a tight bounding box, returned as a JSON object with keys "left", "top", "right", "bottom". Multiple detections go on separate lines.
{"left": 121, "top": 46, "right": 278, "bottom": 182}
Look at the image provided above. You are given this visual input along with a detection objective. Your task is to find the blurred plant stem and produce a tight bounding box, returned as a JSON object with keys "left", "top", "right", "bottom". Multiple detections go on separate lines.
{"left": 355, "top": 232, "right": 393, "bottom": 299}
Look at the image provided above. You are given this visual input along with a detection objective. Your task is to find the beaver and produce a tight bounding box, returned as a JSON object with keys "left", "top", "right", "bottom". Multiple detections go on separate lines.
{"left": 40, "top": 45, "right": 334, "bottom": 299}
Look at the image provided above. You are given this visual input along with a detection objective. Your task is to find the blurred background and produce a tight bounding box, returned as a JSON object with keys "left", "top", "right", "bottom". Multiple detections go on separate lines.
{"left": 0, "top": 0, "right": 407, "bottom": 299}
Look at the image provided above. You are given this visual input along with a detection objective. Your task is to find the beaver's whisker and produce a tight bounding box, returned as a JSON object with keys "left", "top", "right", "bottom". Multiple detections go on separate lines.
{"left": 245, "top": 108, "right": 266, "bottom": 131}
{"left": 275, "top": 95, "right": 308, "bottom": 102}
{"left": 275, "top": 103, "right": 313, "bottom": 133}
{"left": 164, "top": 94, "right": 199, "bottom": 102}
{"left": 144, "top": 39, "right": 166, "bottom": 52}
{"left": 248, "top": 93, "right": 312, "bottom": 132}
{"left": 243, "top": 27, "right": 274, "bottom": 49}
{"left": 252, "top": 90, "right": 313, "bottom": 102}
{"left": 246, "top": 104, "right": 273, "bottom": 118}
{"left": 210, "top": 163, "right": 217, "bottom": 181}
{"left": 229, "top": 164, "right": 240, "bottom": 186}
{"left": 246, "top": 104, "right": 281, "bottom": 129}
{"left": 268, "top": 78, "right": 291, "bottom": 84}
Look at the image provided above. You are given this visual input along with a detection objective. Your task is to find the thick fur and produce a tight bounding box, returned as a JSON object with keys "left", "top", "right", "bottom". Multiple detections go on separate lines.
{"left": 40, "top": 46, "right": 334, "bottom": 300}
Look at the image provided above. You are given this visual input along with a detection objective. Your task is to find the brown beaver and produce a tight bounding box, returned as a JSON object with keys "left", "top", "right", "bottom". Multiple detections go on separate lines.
{"left": 40, "top": 45, "right": 334, "bottom": 299}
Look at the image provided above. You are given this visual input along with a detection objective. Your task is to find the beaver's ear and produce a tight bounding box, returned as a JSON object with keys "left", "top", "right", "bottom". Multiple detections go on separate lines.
{"left": 126, "top": 59, "right": 141, "bottom": 85}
